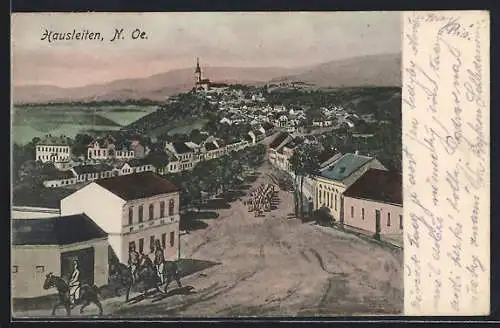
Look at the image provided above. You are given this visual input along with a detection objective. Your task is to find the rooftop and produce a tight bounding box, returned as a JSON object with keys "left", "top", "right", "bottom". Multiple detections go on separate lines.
{"left": 317, "top": 148, "right": 341, "bottom": 164}
{"left": 12, "top": 214, "right": 107, "bottom": 246}
{"left": 95, "top": 172, "right": 181, "bottom": 201}
{"left": 172, "top": 142, "right": 193, "bottom": 154}
{"left": 343, "top": 169, "right": 402, "bottom": 205}
{"left": 319, "top": 153, "right": 374, "bottom": 181}
{"left": 269, "top": 132, "right": 290, "bottom": 149}
{"left": 73, "top": 164, "right": 113, "bottom": 175}
{"left": 13, "top": 186, "right": 74, "bottom": 208}
{"left": 37, "top": 135, "right": 71, "bottom": 146}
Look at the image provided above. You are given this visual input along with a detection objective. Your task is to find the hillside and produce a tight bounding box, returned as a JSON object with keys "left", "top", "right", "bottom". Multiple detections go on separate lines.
{"left": 12, "top": 67, "right": 303, "bottom": 104}
{"left": 271, "top": 53, "right": 401, "bottom": 87}
{"left": 13, "top": 53, "right": 401, "bottom": 104}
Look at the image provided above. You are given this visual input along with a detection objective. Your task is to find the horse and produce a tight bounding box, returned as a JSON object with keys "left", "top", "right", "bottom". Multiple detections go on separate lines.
{"left": 161, "top": 260, "right": 183, "bottom": 293}
{"left": 43, "top": 272, "right": 103, "bottom": 316}
{"left": 109, "top": 261, "right": 162, "bottom": 302}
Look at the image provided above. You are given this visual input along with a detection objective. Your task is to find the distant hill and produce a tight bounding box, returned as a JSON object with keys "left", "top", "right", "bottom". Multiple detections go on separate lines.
{"left": 13, "top": 53, "right": 401, "bottom": 104}
{"left": 270, "top": 53, "right": 401, "bottom": 88}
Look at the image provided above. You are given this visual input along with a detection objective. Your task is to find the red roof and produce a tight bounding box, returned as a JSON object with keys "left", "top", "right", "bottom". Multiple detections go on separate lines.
{"left": 343, "top": 169, "right": 402, "bottom": 205}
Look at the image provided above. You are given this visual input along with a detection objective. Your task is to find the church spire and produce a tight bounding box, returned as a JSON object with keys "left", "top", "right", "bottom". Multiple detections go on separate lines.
{"left": 195, "top": 57, "right": 201, "bottom": 74}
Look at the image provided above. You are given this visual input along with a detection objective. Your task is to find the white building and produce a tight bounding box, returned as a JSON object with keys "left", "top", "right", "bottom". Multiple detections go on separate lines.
{"left": 87, "top": 136, "right": 135, "bottom": 160}
{"left": 35, "top": 136, "right": 71, "bottom": 164}
{"left": 12, "top": 214, "right": 108, "bottom": 298}
{"left": 60, "top": 172, "right": 181, "bottom": 263}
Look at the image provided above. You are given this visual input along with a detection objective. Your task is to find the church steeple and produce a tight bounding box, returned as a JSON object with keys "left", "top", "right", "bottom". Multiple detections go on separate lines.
{"left": 195, "top": 57, "right": 202, "bottom": 83}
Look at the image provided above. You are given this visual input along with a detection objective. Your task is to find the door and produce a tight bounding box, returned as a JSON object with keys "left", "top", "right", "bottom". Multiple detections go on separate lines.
{"left": 61, "top": 247, "right": 95, "bottom": 285}
{"left": 375, "top": 210, "right": 381, "bottom": 238}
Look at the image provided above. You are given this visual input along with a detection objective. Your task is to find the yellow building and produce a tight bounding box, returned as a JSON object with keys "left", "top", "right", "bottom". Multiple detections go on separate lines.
{"left": 12, "top": 214, "right": 108, "bottom": 299}
{"left": 313, "top": 153, "right": 387, "bottom": 223}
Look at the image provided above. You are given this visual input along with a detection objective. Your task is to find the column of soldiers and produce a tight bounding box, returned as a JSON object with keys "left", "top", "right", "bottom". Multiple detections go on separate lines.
{"left": 245, "top": 183, "right": 279, "bottom": 217}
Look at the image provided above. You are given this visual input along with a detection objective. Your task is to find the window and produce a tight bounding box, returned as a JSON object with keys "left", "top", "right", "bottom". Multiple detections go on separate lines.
{"left": 128, "top": 207, "right": 133, "bottom": 225}
{"left": 139, "top": 238, "right": 144, "bottom": 253}
{"left": 149, "top": 204, "right": 154, "bottom": 220}
{"left": 170, "top": 231, "right": 175, "bottom": 247}
{"left": 168, "top": 199, "right": 175, "bottom": 216}
{"left": 334, "top": 195, "right": 337, "bottom": 211}
{"left": 160, "top": 201, "right": 165, "bottom": 217}
{"left": 150, "top": 236, "right": 155, "bottom": 252}
{"left": 399, "top": 215, "right": 403, "bottom": 230}
{"left": 12, "top": 266, "right": 18, "bottom": 273}
{"left": 351, "top": 206, "right": 354, "bottom": 218}
{"left": 35, "top": 266, "right": 45, "bottom": 273}
{"left": 362, "top": 208, "right": 365, "bottom": 220}
{"left": 138, "top": 205, "right": 144, "bottom": 222}
{"left": 129, "top": 241, "right": 136, "bottom": 251}
{"left": 387, "top": 213, "right": 391, "bottom": 226}
{"left": 161, "top": 233, "right": 166, "bottom": 248}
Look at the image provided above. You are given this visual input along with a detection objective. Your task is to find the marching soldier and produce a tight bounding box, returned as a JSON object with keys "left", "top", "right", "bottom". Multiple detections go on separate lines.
{"left": 153, "top": 239, "right": 165, "bottom": 284}
{"left": 128, "top": 243, "right": 140, "bottom": 283}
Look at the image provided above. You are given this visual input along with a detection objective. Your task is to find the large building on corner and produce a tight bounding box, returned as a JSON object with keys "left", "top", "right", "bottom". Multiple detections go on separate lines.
{"left": 60, "top": 172, "right": 181, "bottom": 264}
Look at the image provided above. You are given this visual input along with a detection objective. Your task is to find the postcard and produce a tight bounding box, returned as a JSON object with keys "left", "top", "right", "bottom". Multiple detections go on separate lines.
{"left": 10, "top": 11, "right": 489, "bottom": 319}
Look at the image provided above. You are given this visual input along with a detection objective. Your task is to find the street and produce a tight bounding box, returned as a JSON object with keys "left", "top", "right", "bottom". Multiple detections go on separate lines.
{"left": 13, "top": 162, "right": 403, "bottom": 318}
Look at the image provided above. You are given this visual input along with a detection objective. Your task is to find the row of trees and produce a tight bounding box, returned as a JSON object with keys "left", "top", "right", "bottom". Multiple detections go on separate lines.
{"left": 165, "top": 144, "right": 267, "bottom": 212}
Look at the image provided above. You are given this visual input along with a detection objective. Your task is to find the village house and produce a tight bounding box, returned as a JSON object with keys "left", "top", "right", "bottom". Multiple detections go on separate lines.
{"left": 87, "top": 135, "right": 135, "bottom": 160}
{"left": 313, "top": 153, "right": 387, "bottom": 224}
{"left": 165, "top": 141, "right": 196, "bottom": 171}
{"left": 342, "top": 169, "right": 403, "bottom": 237}
{"left": 60, "top": 172, "right": 182, "bottom": 263}
{"left": 12, "top": 214, "right": 108, "bottom": 298}
{"left": 268, "top": 132, "right": 293, "bottom": 167}
{"left": 299, "top": 148, "right": 343, "bottom": 204}
{"left": 126, "top": 158, "right": 156, "bottom": 174}
{"left": 130, "top": 138, "right": 148, "bottom": 159}
{"left": 42, "top": 169, "right": 78, "bottom": 188}
{"left": 35, "top": 135, "right": 71, "bottom": 167}
{"left": 72, "top": 164, "right": 116, "bottom": 183}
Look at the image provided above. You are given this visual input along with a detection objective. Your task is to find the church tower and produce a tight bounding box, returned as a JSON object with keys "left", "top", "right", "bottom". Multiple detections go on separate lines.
{"left": 194, "top": 57, "right": 202, "bottom": 84}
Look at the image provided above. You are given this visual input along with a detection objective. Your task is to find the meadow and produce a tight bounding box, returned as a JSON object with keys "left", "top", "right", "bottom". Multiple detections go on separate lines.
{"left": 12, "top": 104, "right": 158, "bottom": 145}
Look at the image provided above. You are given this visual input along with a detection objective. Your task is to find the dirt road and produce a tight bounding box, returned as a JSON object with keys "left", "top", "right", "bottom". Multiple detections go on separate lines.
{"left": 14, "top": 162, "right": 403, "bottom": 318}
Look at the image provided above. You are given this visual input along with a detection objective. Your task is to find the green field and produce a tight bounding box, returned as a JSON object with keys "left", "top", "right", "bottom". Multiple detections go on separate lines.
{"left": 12, "top": 104, "right": 157, "bottom": 145}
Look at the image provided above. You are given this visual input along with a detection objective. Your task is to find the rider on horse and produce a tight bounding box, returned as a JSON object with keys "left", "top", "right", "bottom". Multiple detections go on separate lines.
{"left": 69, "top": 260, "right": 81, "bottom": 305}
{"left": 128, "top": 243, "right": 140, "bottom": 283}
{"left": 153, "top": 239, "right": 165, "bottom": 284}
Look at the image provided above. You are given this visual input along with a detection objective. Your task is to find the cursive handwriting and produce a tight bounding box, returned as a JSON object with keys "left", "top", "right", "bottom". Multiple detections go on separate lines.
{"left": 403, "top": 12, "right": 488, "bottom": 315}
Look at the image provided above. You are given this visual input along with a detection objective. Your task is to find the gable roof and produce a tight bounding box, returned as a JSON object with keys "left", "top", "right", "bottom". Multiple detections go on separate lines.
{"left": 319, "top": 153, "right": 373, "bottom": 182}
{"left": 95, "top": 172, "right": 180, "bottom": 201}
{"left": 73, "top": 164, "right": 113, "bottom": 175}
{"left": 172, "top": 142, "right": 193, "bottom": 154}
{"left": 205, "top": 141, "right": 218, "bottom": 151}
{"left": 343, "top": 169, "right": 402, "bottom": 205}
{"left": 269, "top": 132, "right": 290, "bottom": 149}
{"left": 12, "top": 214, "right": 107, "bottom": 246}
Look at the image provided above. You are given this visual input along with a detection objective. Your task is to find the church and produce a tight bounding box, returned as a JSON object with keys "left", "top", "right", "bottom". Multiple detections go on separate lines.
{"left": 194, "top": 57, "right": 211, "bottom": 92}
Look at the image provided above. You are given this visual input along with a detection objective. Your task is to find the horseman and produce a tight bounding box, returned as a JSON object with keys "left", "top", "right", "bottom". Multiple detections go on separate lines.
{"left": 153, "top": 239, "right": 165, "bottom": 284}
{"left": 128, "top": 243, "right": 140, "bottom": 283}
{"left": 69, "top": 259, "right": 81, "bottom": 305}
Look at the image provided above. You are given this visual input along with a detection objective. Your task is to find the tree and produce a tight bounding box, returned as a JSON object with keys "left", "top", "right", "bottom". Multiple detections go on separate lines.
{"left": 289, "top": 143, "right": 321, "bottom": 219}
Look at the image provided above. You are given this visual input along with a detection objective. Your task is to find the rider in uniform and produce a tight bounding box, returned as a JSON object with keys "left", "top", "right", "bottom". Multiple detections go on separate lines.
{"left": 128, "top": 243, "right": 140, "bottom": 283}
{"left": 153, "top": 239, "right": 165, "bottom": 284}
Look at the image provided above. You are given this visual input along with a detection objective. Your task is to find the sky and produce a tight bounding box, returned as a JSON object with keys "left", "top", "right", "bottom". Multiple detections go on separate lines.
{"left": 11, "top": 12, "right": 402, "bottom": 87}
